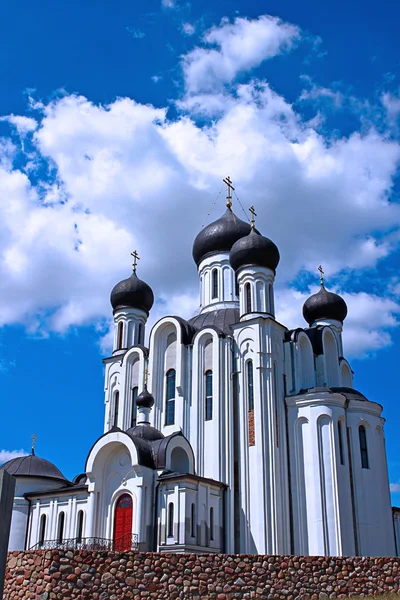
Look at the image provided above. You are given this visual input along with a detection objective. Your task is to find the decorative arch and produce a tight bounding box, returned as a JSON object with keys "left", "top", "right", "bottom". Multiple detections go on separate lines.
{"left": 297, "top": 332, "right": 315, "bottom": 390}
{"left": 113, "top": 493, "right": 133, "bottom": 551}
{"left": 322, "top": 328, "right": 339, "bottom": 387}
{"left": 162, "top": 433, "right": 195, "bottom": 474}
{"left": 340, "top": 359, "right": 353, "bottom": 387}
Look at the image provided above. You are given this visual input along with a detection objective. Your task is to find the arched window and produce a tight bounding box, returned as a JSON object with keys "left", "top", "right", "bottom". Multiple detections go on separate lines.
{"left": 131, "top": 387, "right": 138, "bottom": 427}
{"left": 117, "top": 322, "right": 123, "bottom": 350}
{"left": 205, "top": 370, "right": 213, "bottom": 420}
{"left": 245, "top": 282, "right": 252, "bottom": 313}
{"left": 57, "top": 512, "right": 65, "bottom": 543}
{"left": 338, "top": 421, "right": 344, "bottom": 465}
{"left": 359, "top": 425, "right": 369, "bottom": 469}
{"left": 168, "top": 502, "right": 174, "bottom": 538}
{"left": 165, "top": 369, "right": 176, "bottom": 426}
{"left": 235, "top": 276, "right": 239, "bottom": 297}
{"left": 212, "top": 269, "right": 218, "bottom": 299}
{"left": 191, "top": 503, "right": 196, "bottom": 538}
{"left": 137, "top": 323, "right": 143, "bottom": 345}
{"left": 210, "top": 507, "right": 214, "bottom": 541}
{"left": 76, "top": 510, "right": 84, "bottom": 542}
{"left": 269, "top": 285, "right": 274, "bottom": 315}
{"left": 114, "top": 391, "right": 119, "bottom": 427}
{"left": 38, "top": 514, "right": 46, "bottom": 546}
{"left": 247, "top": 361, "right": 254, "bottom": 410}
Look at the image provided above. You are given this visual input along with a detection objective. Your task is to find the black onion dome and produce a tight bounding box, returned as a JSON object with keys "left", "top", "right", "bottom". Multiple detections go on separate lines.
{"left": 135, "top": 388, "right": 155, "bottom": 409}
{"left": 303, "top": 285, "right": 348, "bottom": 326}
{"left": 192, "top": 208, "right": 252, "bottom": 266}
{"left": 229, "top": 228, "right": 280, "bottom": 273}
{"left": 0, "top": 453, "right": 69, "bottom": 483}
{"left": 110, "top": 271, "right": 154, "bottom": 314}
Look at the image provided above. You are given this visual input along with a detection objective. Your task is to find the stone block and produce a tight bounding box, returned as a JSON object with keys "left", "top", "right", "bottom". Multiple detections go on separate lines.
{"left": 0, "top": 470, "right": 16, "bottom": 599}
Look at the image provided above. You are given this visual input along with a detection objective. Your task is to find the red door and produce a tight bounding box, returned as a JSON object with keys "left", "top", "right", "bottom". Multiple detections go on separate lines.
{"left": 113, "top": 494, "right": 133, "bottom": 551}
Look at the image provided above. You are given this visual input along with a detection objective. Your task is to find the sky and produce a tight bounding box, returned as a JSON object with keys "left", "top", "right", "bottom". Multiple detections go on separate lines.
{"left": 1, "top": 0, "right": 400, "bottom": 501}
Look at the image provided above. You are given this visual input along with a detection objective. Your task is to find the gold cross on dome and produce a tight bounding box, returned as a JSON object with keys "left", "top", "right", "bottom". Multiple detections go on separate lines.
{"left": 223, "top": 176, "right": 235, "bottom": 208}
{"left": 131, "top": 250, "right": 140, "bottom": 273}
{"left": 318, "top": 265, "right": 324, "bottom": 286}
{"left": 249, "top": 205, "right": 257, "bottom": 228}
{"left": 31, "top": 434, "right": 37, "bottom": 454}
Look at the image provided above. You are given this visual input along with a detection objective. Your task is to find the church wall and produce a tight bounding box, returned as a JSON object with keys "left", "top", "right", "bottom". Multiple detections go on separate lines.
{"left": 197, "top": 253, "right": 238, "bottom": 311}
{"left": 5, "top": 550, "right": 400, "bottom": 599}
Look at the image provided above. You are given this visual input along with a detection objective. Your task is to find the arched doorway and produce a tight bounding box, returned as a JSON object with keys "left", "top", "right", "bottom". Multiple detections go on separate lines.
{"left": 113, "top": 494, "right": 133, "bottom": 551}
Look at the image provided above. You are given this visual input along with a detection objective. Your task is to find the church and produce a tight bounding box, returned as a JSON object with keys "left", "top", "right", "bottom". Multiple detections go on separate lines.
{"left": 2, "top": 179, "right": 398, "bottom": 557}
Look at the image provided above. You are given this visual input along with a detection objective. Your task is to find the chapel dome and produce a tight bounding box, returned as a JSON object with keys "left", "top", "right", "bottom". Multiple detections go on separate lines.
{"left": 192, "top": 208, "right": 252, "bottom": 266}
{"left": 126, "top": 425, "right": 165, "bottom": 442}
{"left": 0, "top": 453, "right": 69, "bottom": 483}
{"left": 229, "top": 228, "right": 280, "bottom": 273}
{"left": 135, "top": 388, "right": 155, "bottom": 409}
{"left": 302, "top": 285, "right": 348, "bottom": 326}
{"left": 110, "top": 271, "right": 154, "bottom": 314}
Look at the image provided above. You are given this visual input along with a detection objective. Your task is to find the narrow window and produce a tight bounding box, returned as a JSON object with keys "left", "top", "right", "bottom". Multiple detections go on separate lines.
{"left": 212, "top": 269, "right": 218, "bottom": 299}
{"left": 359, "top": 425, "right": 369, "bottom": 469}
{"left": 76, "top": 511, "right": 84, "bottom": 542}
{"left": 191, "top": 503, "right": 196, "bottom": 538}
{"left": 57, "top": 512, "right": 65, "bottom": 543}
{"left": 245, "top": 282, "right": 252, "bottom": 313}
{"left": 137, "top": 323, "right": 143, "bottom": 345}
{"left": 168, "top": 502, "right": 174, "bottom": 538}
{"left": 117, "top": 322, "right": 123, "bottom": 349}
{"left": 131, "top": 387, "right": 138, "bottom": 427}
{"left": 38, "top": 514, "right": 46, "bottom": 546}
{"left": 235, "top": 276, "right": 239, "bottom": 297}
{"left": 247, "top": 361, "right": 254, "bottom": 410}
{"left": 165, "top": 369, "right": 176, "bottom": 426}
{"left": 338, "top": 421, "right": 344, "bottom": 465}
{"left": 114, "top": 391, "right": 119, "bottom": 427}
{"left": 210, "top": 507, "right": 214, "bottom": 541}
{"left": 205, "top": 370, "right": 213, "bottom": 420}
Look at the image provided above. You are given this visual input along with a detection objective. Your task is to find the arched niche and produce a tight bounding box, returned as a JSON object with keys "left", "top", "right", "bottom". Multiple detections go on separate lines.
{"left": 297, "top": 332, "right": 315, "bottom": 390}
{"left": 340, "top": 359, "right": 353, "bottom": 388}
{"left": 322, "top": 328, "right": 340, "bottom": 387}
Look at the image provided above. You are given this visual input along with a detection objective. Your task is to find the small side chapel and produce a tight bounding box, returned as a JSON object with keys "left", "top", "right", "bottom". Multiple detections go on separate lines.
{"left": 2, "top": 178, "right": 397, "bottom": 557}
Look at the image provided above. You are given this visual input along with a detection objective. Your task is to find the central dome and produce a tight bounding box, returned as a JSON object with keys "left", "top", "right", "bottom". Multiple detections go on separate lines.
{"left": 229, "top": 228, "right": 280, "bottom": 273}
{"left": 192, "top": 208, "right": 252, "bottom": 266}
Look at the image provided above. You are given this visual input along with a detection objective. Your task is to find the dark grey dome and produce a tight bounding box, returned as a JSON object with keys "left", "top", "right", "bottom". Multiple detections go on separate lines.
{"left": 136, "top": 388, "right": 155, "bottom": 409}
{"left": 0, "top": 453, "right": 68, "bottom": 483}
{"left": 303, "top": 285, "right": 348, "bottom": 325}
{"left": 110, "top": 272, "right": 154, "bottom": 314}
{"left": 192, "top": 208, "right": 252, "bottom": 266}
{"left": 126, "top": 425, "right": 165, "bottom": 442}
{"left": 229, "top": 228, "right": 280, "bottom": 273}
{"left": 188, "top": 307, "right": 239, "bottom": 336}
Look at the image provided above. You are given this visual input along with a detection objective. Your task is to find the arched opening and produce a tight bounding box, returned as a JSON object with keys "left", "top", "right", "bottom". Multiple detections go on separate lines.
{"left": 170, "top": 446, "right": 190, "bottom": 473}
{"left": 247, "top": 360, "right": 254, "bottom": 410}
{"left": 113, "top": 391, "right": 119, "bottom": 428}
{"left": 323, "top": 329, "right": 339, "bottom": 386}
{"left": 205, "top": 370, "right": 213, "bottom": 420}
{"left": 210, "top": 507, "right": 214, "bottom": 542}
{"left": 269, "top": 285, "right": 274, "bottom": 315}
{"left": 245, "top": 282, "right": 252, "bottom": 313}
{"left": 38, "top": 514, "right": 46, "bottom": 546}
{"left": 212, "top": 269, "right": 218, "bottom": 299}
{"left": 137, "top": 323, "right": 143, "bottom": 345}
{"left": 117, "top": 322, "right": 124, "bottom": 350}
{"left": 191, "top": 503, "right": 196, "bottom": 539}
{"left": 165, "top": 369, "right": 176, "bottom": 426}
{"left": 76, "top": 510, "right": 84, "bottom": 542}
{"left": 299, "top": 335, "right": 315, "bottom": 390}
{"left": 57, "top": 512, "right": 65, "bottom": 544}
{"left": 359, "top": 425, "right": 369, "bottom": 469}
{"left": 338, "top": 421, "right": 344, "bottom": 465}
{"left": 167, "top": 502, "right": 174, "bottom": 538}
{"left": 340, "top": 361, "right": 353, "bottom": 387}
{"left": 114, "top": 494, "right": 133, "bottom": 551}
{"left": 131, "top": 386, "right": 138, "bottom": 427}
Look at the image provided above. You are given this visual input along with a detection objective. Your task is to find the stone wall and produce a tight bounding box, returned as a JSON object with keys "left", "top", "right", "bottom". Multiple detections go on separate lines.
{"left": 3, "top": 550, "right": 400, "bottom": 600}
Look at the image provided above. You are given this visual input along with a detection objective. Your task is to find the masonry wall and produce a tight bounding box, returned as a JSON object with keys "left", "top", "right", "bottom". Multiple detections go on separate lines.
{"left": 4, "top": 550, "right": 400, "bottom": 600}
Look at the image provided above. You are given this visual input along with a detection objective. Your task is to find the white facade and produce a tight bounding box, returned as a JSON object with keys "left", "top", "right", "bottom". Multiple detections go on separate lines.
{"left": 3, "top": 206, "right": 397, "bottom": 557}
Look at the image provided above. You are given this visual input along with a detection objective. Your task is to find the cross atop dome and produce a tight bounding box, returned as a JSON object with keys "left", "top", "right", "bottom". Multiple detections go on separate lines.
{"left": 318, "top": 264, "right": 324, "bottom": 286}
{"left": 131, "top": 250, "right": 140, "bottom": 273}
{"left": 249, "top": 205, "right": 257, "bottom": 228}
{"left": 223, "top": 176, "right": 235, "bottom": 208}
{"left": 31, "top": 434, "right": 37, "bottom": 455}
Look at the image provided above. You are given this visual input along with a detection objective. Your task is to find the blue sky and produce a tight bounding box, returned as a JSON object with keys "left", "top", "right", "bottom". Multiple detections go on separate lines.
{"left": 1, "top": 0, "right": 400, "bottom": 501}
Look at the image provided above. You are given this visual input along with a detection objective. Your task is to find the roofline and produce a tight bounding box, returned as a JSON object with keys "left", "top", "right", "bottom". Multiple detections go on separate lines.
{"left": 24, "top": 484, "right": 88, "bottom": 498}
{"left": 158, "top": 471, "right": 227, "bottom": 488}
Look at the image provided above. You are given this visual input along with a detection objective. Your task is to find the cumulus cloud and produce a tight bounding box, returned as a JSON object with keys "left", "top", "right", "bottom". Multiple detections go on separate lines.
{"left": 182, "top": 22, "right": 195, "bottom": 36}
{"left": 0, "top": 14, "right": 400, "bottom": 361}
{"left": 0, "top": 448, "right": 29, "bottom": 464}
{"left": 182, "top": 15, "right": 300, "bottom": 94}
{"left": 382, "top": 92, "right": 400, "bottom": 125}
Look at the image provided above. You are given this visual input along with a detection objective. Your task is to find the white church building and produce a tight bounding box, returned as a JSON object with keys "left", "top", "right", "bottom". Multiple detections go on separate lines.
{"left": 2, "top": 183, "right": 397, "bottom": 557}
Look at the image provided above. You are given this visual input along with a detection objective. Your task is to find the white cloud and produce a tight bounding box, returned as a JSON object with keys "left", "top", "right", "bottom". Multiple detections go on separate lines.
{"left": 390, "top": 483, "right": 400, "bottom": 493}
{"left": 182, "top": 22, "right": 195, "bottom": 36}
{"left": 299, "top": 77, "right": 343, "bottom": 107}
{"left": 0, "top": 449, "right": 29, "bottom": 465}
{"left": 382, "top": 92, "right": 400, "bottom": 124}
{"left": 162, "top": 0, "right": 175, "bottom": 8}
{"left": 0, "top": 115, "right": 37, "bottom": 136}
{"left": 182, "top": 15, "right": 300, "bottom": 94}
{"left": 0, "top": 15, "right": 400, "bottom": 361}
{"left": 151, "top": 75, "right": 163, "bottom": 83}
{"left": 126, "top": 27, "right": 146, "bottom": 39}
